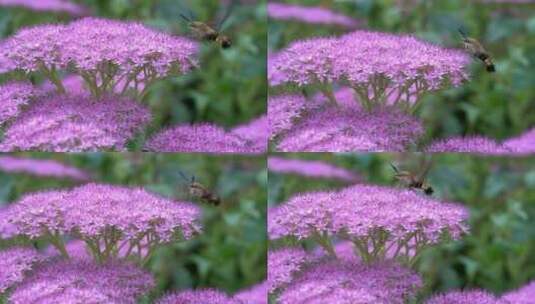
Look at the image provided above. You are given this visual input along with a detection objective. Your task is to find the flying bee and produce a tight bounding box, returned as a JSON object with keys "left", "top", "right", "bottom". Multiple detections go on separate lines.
{"left": 390, "top": 158, "right": 434, "bottom": 195}
{"left": 459, "top": 28, "right": 495, "bottom": 73}
{"left": 179, "top": 1, "right": 235, "bottom": 49}
{"left": 178, "top": 171, "right": 221, "bottom": 206}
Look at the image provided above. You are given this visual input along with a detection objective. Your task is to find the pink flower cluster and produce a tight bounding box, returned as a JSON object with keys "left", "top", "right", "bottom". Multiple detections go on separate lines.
{"left": 268, "top": 156, "right": 359, "bottom": 182}
{"left": 268, "top": 248, "right": 309, "bottom": 292}
{"left": 425, "top": 290, "right": 505, "bottom": 304}
{"left": 234, "top": 281, "right": 267, "bottom": 304}
{"left": 0, "top": 17, "right": 197, "bottom": 97}
{"left": 8, "top": 259, "right": 154, "bottom": 304}
{"left": 274, "top": 104, "right": 423, "bottom": 152}
{"left": 268, "top": 3, "right": 359, "bottom": 28}
{"left": 0, "top": 93, "right": 151, "bottom": 152}
{"left": 145, "top": 123, "right": 267, "bottom": 153}
{"left": 0, "top": 156, "right": 89, "bottom": 180}
{"left": 0, "top": 247, "right": 44, "bottom": 293}
{"left": 269, "top": 184, "right": 468, "bottom": 262}
{"left": 230, "top": 115, "right": 269, "bottom": 153}
{"left": 0, "top": 0, "right": 87, "bottom": 15}
{"left": 268, "top": 94, "right": 307, "bottom": 139}
{"left": 0, "top": 183, "right": 201, "bottom": 256}
{"left": 269, "top": 31, "right": 469, "bottom": 109}
{"left": 427, "top": 128, "right": 535, "bottom": 154}
{"left": 0, "top": 81, "right": 34, "bottom": 126}
{"left": 502, "top": 280, "right": 535, "bottom": 303}
{"left": 277, "top": 260, "right": 422, "bottom": 304}
{"left": 157, "top": 289, "right": 242, "bottom": 304}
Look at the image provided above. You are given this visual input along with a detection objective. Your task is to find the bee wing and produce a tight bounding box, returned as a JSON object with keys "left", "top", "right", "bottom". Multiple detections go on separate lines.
{"left": 215, "top": 0, "right": 237, "bottom": 31}
{"left": 416, "top": 156, "right": 433, "bottom": 182}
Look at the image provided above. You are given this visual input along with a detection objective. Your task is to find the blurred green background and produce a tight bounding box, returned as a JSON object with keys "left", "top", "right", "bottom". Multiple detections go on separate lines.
{"left": 0, "top": 0, "right": 266, "bottom": 142}
{"left": 0, "top": 153, "right": 267, "bottom": 301}
{"left": 269, "top": 0, "right": 535, "bottom": 147}
{"left": 269, "top": 153, "right": 535, "bottom": 301}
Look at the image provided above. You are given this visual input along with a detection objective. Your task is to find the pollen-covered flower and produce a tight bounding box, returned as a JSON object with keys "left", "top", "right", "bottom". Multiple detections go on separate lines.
{"left": 1, "top": 183, "right": 201, "bottom": 252}
{"left": 502, "top": 281, "right": 535, "bottom": 304}
{"left": 9, "top": 259, "right": 154, "bottom": 304}
{"left": 268, "top": 3, "right": 359, "bottom": 28}
{"left": 0, "top": 156, "right": 89, "bottom": 180}
{"left": 0, "top": 81, "right": 35, "bottom": 126}
{"left": 0, "top": 247, "right": 44, "bottom": 293}
{"left": 0, "top": 0, "right": 87, "bottom": 15}
{"left": 426, "top": 136, "right": 507, "bottom": 154}
{"left": 503, "top": 127, "right": 535, "bottom": 154}
{"left": 0, "top": 93, "right": 151, "bottom": 152}
{"left": 270, "top": 185, "right": 468, "bottom": 262}
{"left": 268, "top": 156, "right": 359, "bottom": 182}
{"left": 268, "top": 248, "right": 309, "bottom": 292}
{"left": 157, "top": 289, "right": 242, "bottom": 304}
{"left": 234, "top": 281, "right": 267, "bottom": 304}
{"left": 270, "top": 31, "right": 469, "bottom": 111}
{"left": 426, "top": 290, "right": 504, "bottom": 304}
{"left": 277, "top": 260, "right": 422, "bottom": 304}
{"left": 144, "top": 123, "right": 257, "bottom": 153}
{"left": 231, "top": 115, "right": 268, "bottom": 153}
{"left": 275, "top": 105, "right": 423, "bottom": 152}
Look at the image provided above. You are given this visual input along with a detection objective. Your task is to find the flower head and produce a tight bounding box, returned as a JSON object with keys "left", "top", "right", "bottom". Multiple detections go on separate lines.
{"left": 1, "top": 18, "right": 197, "bottom": 96}
{"left": 275, "top": 105, "right": 423, "bottom": 152}
{"left": 0, "top": 247, "right": 44, "bottom": 293}
{"left": 503, "top": 127, "right": 535, "bottom": 154}
{"left": 1, "top": 183, "right": 201, "bottom": 243}
{"left": 270, "top": 31, "right": 469, "bottom": 111}
{"left": 270, "top": 185, "right": 468, "bottom": 261}
{"left": 502, "top": 280, "right": 535, "bottom": 304}
{"left": 268, "top": 94, "right": 307, "bottom": 139}
{"left": 268, "top": 248, "right": 309, "bottom": 292}
{"left": 0, "top": 156, "right": 89, "bottom": 180}
{"left": 0, "top": 81, "right": 35, "bottom": 126}
{"left": 268, "top": 3, "right": 359, "bottom": 28}
{"left": 271, "top": 31, "right": 468, "bottom": 88}
{"left": 268, "top": 156, "right": 359, "bottom": 182}
{"left": 426, "top": 290, "right": 504, "bottom": 304}
{"left": 144, "top": 123, "right": 257, "bottom": 153}
{"left": 157, "top": 289, "right": 242, "bottom": 304}
{"left": 0, "top": 24, "right": 68, "bottom": 72}
{"left": 0, "top": 93, "right": 151, "bottom": 152}
{"left": 234, "top": 281, "right": 267, "bottom": 304}
{"left": 0, "top": 0, "right": 87, "bottom": 15}
{"left": 231, "top": 115, "right": 269, "bottom": 153}
{"left": 426, "top": 136, "right": 507, "bottom": 154}
{"left": 278, "top": 260, "right": 422, "bottom": 304}
{"left": 9, "top": 259, "right": 154, "bottom": 304}
{"left": 61, "top": 18, "right": 197, "bottom": 73}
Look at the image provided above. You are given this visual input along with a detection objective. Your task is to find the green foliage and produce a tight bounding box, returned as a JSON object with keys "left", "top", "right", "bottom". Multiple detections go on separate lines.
{"left": 0, "top": 153, "right": 266, "bottom": 299}
{"left": 269, "top": 153, "right": 535, "bottom": 299}
{"left": 270, "top": 0, "right": 535, "bottom": 146}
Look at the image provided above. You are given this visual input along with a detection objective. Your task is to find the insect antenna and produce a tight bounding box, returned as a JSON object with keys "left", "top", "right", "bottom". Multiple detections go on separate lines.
{"left": 179, "top": 13, "right": 192, "bottom": 22}
{"left": 390, "top": 163, "right": 400, "bottom": 174}
{"left": 178, "top": 170, "right": 191, "bottom": 184}
{"left": 458, "top": 27, "right": 468, "bottom": 40}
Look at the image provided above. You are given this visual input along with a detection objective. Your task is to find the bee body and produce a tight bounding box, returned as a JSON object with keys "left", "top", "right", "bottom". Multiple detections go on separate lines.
{"left": 186, "top": 180, "right": 222, "bottom": 206}
{"left": 459, "top": 30, "right": 495, "bottom": 72}
{"left": 181, "top": 14, "right": 232, "bottom": 49}
{"left": 391, "top": 161, "right": 434, "bottom": 196}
